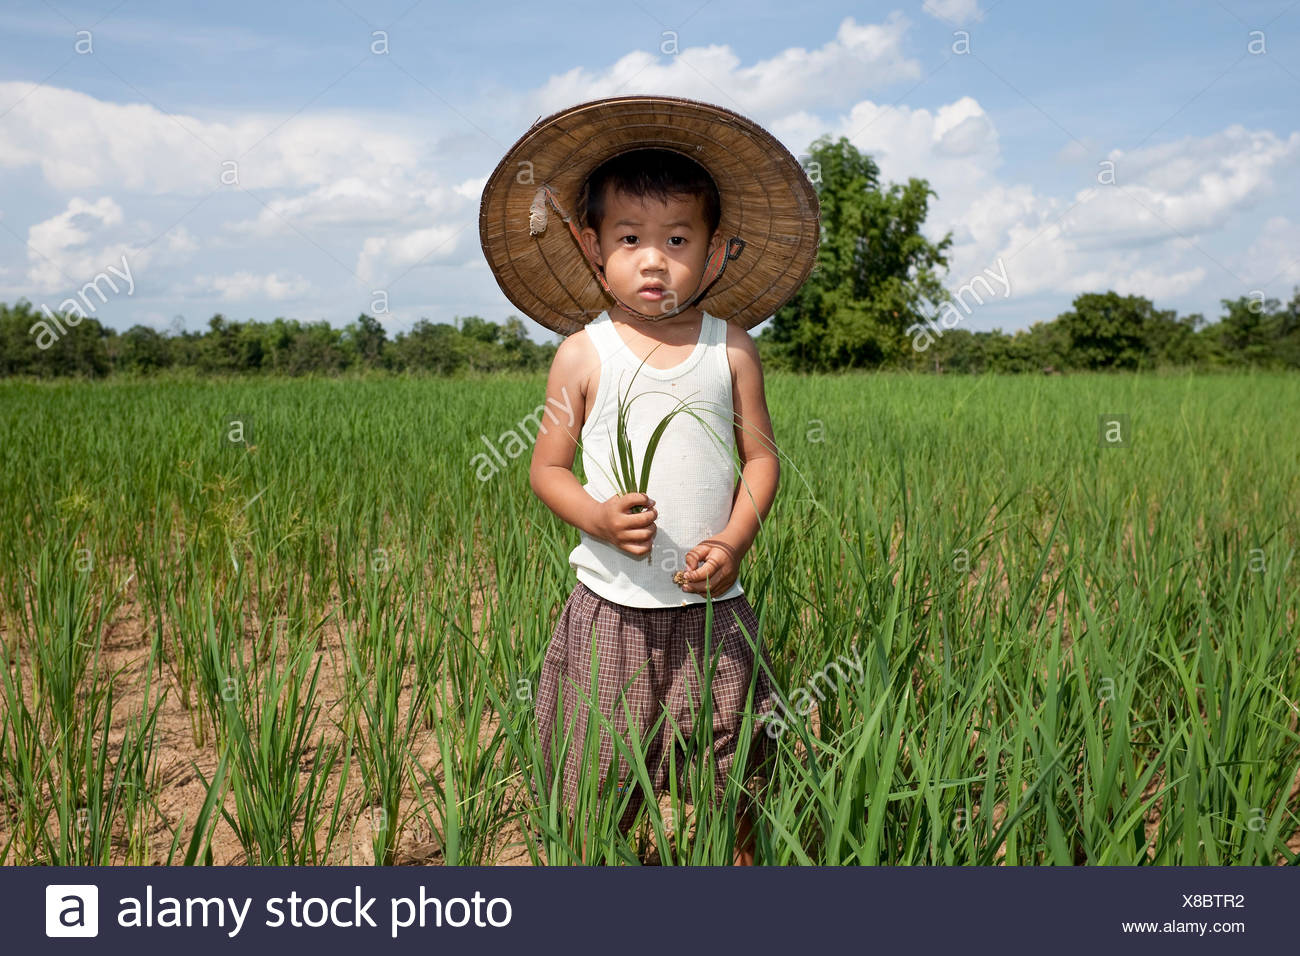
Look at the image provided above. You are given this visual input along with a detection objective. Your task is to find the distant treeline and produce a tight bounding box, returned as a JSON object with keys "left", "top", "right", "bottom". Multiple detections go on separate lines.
{"left": 884, "top": 288, "right": 1300, "bottom": 374}
{"left": 0, "top": 286, "right": 1297, "bottom": 379}
{"left": 0, "top": 306, "right": 555, "bottom": 378}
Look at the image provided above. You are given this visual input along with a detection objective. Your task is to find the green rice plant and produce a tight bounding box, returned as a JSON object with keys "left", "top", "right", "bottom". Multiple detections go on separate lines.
{"left": 0, "top": 635, "right": 44, "bottom": 863}
{"left": 340, "top": 584, "right": 426, "bottom": 865}
{"left": 603, "top": 345, "right": 673, "bottom": 514}
{"left": 217, "top": 624, "right": 351, "bottom": 864}
{"left": 409, "top": 578, "right": 447, "bottom": 732}
{"left": 20, "top": 545, "right": 110, "bottom": 735}
{"left": 132, "top": 540, "right": 197, "bottom": 732}
{"left": 406, "top": 605, "right": 514, "bottom": 865}
{"left": 0, "top": 552, "right": 164, "bottom": 865}
{"left": 173, "top": 745, "right": 230, "bottom": 866}
{"left": 1, "top": 371, "right": 1297, "bottom": 867}
{"left": 133, "top": 538, "right": 253, "bottom": 750}
{"left": 54, "top": 660, "right": 165, "bottom": 865}
{"left": 190, "top": 591, "right": 248, "bottom": 751}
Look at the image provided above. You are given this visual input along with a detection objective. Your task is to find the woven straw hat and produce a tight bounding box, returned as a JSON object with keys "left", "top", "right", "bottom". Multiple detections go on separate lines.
{"left": 479, "top": 94, "right": 820, "bottom": 335}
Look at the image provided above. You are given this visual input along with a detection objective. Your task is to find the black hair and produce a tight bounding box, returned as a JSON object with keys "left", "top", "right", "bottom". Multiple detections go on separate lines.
{"left": 579, "top": 147, "right": 721, "bottom": 238}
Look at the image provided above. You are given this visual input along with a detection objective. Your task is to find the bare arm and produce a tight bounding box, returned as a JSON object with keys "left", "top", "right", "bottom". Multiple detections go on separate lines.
{"left": 528, "top": 331, "right": 601, "bottom": 536}
{"left": 717, "top": 322, "right": 779, "bottom": 556}
{"left": 528, "top": 332, "right": 659, "bottom": 554}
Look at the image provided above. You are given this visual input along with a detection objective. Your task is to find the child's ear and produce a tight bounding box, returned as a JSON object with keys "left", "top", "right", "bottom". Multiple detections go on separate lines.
{"left": 579, "top": 226, "right": 604, "bottom": 267}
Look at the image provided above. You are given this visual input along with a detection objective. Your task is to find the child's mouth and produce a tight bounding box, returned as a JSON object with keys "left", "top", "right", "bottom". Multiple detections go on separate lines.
{"left": 638, "top": 288, "right": 665, "bottom": 301}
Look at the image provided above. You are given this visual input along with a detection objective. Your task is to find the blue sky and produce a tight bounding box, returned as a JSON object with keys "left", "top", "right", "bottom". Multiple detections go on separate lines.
{"left": 1, "top": 0, "right": 1297, "bottom": 343}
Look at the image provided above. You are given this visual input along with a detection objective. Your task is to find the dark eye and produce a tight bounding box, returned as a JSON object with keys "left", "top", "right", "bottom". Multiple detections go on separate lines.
{"left": 620, "top": 235, "right": 637, "bottom": 245}
{"left": 668, "top": 236, "right": 686, "bottom": 246}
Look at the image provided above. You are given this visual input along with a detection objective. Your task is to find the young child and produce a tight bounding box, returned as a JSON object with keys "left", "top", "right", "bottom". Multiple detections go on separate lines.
{"left": 478, "top": 95, "right": 820, "bottom": 864}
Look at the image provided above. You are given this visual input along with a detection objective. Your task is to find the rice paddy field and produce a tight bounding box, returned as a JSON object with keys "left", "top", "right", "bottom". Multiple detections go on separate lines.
{"left": 1, "top": 370, "right": 1297, "bottom": 866}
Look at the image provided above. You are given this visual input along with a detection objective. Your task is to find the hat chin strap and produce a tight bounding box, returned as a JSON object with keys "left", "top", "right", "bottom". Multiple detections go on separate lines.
{"left": 530, "top": 184, "right": 745, "bottom": 322}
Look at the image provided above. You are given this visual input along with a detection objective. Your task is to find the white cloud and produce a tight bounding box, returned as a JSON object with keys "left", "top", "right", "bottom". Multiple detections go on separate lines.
{"left": 225, "top": 176, "right": 468, "bottom": 237}
{"left": 0, "top": 82, "right": 420, "bottom": 193}
{"left": 356, "top": 225, "right": 465, "bottom": 284}
{"left": 922, "top": 0, "right": 984, "bottom": 25}
{"left": 26, "top": 196, "right": 132, "bottom": 292}
{"left": 454, "top": 175, "right": 489, "bottom": 201}
{"left": 166, "top": 226, "right": 199, "bottom": 255}
{"left": 1236, "top": 216, "right": 1300, "bottom": 288}
{"left": 936, "top": 111, "right": 994, "bottom": 157}
{"left": 773, "top": 95, "right": 1002, "bottom": 226}
{"left": 792, "top": 96, "right": 1299, "bottom": 303}
{"left": 28, "top": 196, "right": 124, "bottom": 252}
{"left": 1064, "top": 126, "right": 1300, "bottom": 243}
{"left": 952, "top": 185, "right": 1217, "bottom": 299}
{"left": 951, "top": 183, "right": 1040, "bottom": 249}
{"left": 1106, "top": 264, "right": 1208, "bottom": 300}
{"left": 528, "top": 15, "right": 921, "bottom": 119}
{"left": 1053, "top": 256, "right": 1208, "bottom": 300}
{"left": 23, "top": 196, "right": 200, "bottom": 295}
{"left": 189, "top": 271, "right": 311, "bottom": 301}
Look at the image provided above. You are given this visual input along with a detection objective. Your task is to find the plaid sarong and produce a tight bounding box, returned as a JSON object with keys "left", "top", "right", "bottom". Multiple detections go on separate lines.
{"left": 535, "top": 581, "right": 778, "bottom": 833}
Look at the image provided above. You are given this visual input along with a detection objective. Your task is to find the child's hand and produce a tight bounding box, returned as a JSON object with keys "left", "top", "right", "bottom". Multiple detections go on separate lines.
{"left": 679, "top": 538, "right": 739, "bottom": 596}
{"left": 593, "top": 492, "right": 657, "bottom": 556}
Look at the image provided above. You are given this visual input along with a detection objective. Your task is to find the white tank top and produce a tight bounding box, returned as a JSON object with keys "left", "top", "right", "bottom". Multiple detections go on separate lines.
{"left": 569, "top": 309, "right": 745, "bottom": 608}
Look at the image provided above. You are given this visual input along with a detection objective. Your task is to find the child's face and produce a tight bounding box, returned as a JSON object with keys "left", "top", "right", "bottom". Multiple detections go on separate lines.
{"left": 579, "top": 186, "right": 722, "bottom": 322}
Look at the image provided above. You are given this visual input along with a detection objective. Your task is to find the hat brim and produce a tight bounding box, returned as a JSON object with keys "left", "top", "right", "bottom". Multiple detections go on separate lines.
{"left": 479, "top": 95, "right": 820, "bottom": 335}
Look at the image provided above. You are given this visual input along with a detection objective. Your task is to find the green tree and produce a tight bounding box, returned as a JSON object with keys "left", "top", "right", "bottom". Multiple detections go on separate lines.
{"left": 1056, "top": 291, "right": 1152, "bottom": 370}
{"left": 115, "top": 324, "right": 171, "bottom": 373}
{"left": 255, "top": 317, "right": 300, "bottom": 373}
{"left": 1208, "top": 291, "right": 1299, "bottom": 368}
{"left": 759, "top": 135, "right": 953, "bottom": 371}
{"left": 344, "top": 312, "right": 388, "bottom": 368}
{"left": 458, "top": 315, "right": 500, "bottom": 345}
{"left": 392, "top": 320, "right": 466, "bottom": 374}
{"left": 1142, "top": 309, "right": 1206, "bottom": 368}
{"left": 199, "top": 314, "right": 247, "bottom": 372}
{"left": 0, "top": 300, "right": 44, "bottom": 376}
{"left": 285, "top": 320, "right": 350, "bottom": 375}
